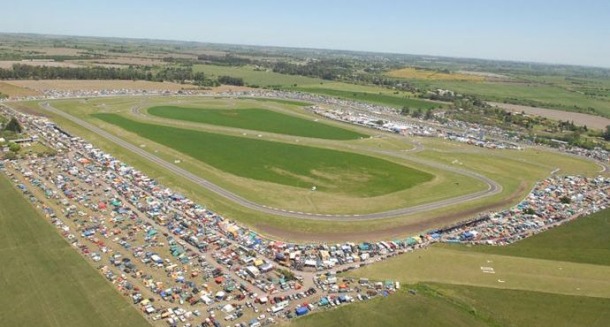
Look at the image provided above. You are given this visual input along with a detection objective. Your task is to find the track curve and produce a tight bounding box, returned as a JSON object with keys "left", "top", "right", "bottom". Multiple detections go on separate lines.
{"left": 41, "top": 101, "right": 503, "bottom": 221}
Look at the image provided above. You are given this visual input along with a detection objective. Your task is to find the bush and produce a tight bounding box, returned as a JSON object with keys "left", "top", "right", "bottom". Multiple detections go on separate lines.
{"left": 4, "top": 117, "right": 23, "bottom": 133}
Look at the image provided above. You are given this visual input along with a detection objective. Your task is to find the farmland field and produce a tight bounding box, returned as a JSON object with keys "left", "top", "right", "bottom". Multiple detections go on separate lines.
{"left": 385, "top": 67, "right": 485, "bottom": 81}
{"left": 0, "top": 173, "right": 149, "bottom": 327}
{"left": 4, "top": 79, "right": 200, "bottom": 92}
{"left": 489, "top": 102, "right": 610, "bottom": 130}
{"left": 418, "top": 79, "right": 610, "bottom": 117}
{"left": 193, "top": 64, "right": 326, "bottom": 86}
{"left": 93, "top": 113, "right": 433, "bottom": 197}
{"left": 147, "top": 106, "right": 368, "bottom": 140}
{"left": 293, "top": 87, "right": 440, "bottom": 109}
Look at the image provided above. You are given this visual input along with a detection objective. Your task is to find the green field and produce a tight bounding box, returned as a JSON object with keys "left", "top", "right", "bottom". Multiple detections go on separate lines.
{"left": 294, "top": 87, "right": 440, "bottom": 109}
{"left": 193, "top": 64, "right": 326, "bottom": 86}
{"left": 290, "top": 283, "right": 610, "bottom": 327}
{"left": 417, "top": 79, "right": 610, "bottom": 117}
{"left": 147, "top": 106, "right": 368, "bottom": 140}
{"left": 93, "top": 113, "right": 433, "bottom": 196}
{"left": 0, "top": 174, "right": 149, "bottom": 327}
{"left": 288, "top": 285, "right": 487, "bottom": 327}
{"left": 443, "top": 208, "right": 610, "bottom": 266}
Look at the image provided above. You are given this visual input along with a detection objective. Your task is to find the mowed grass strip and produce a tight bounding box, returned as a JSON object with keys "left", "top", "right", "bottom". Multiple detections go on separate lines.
{"left": 147, "top": 106, "right": 367, "bottom": 140}
{"left": 0, "top": 174, "right": 149, "bottom": 327}
{"left": 93, "top": 114, "right": 433, "bottom": 197}
{"left": 443, "top": 208, "right": 610, "bottom": 266}
{"left": 294, "top": 87, "right": 440, "bottom": 109}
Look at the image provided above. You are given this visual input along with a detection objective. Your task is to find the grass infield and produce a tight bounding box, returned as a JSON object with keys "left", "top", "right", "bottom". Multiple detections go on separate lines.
{"left": 93, "top": 113, "right": 433, "bottom": 197}
{"left": 147, "top": 105, "right": 367, "bottom": 140}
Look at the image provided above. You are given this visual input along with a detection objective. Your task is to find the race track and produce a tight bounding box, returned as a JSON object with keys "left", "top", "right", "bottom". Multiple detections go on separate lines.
{"left": 40, "top": 101, "right": 503, "bottom": 221}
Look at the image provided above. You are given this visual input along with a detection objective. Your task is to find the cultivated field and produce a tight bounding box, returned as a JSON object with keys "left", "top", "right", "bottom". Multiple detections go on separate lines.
{"left": 0, "top": 60, "right": 84, "bottom": 69}
{"left": 0, "top": 174, "right": 149, "bottom": 327}
{"left": 192, "top": 65, "right": 438, "bottom": 109}
{"left": 193, "top": 64, "right": 325, "bottom": 86}
{"left": 421, "top": 79, "right": 610, "bottom": 117}
{"left": 5, "top": 79, "right": 200, "bottom": 91}
{"left": 489, "top": 102, "right": 610, "bottom": 130}
{"left": 386, "top": 67, "right": 485, "bottom": 81}
{"left": 293, "top": 86, "right": 439, "bottom": 109}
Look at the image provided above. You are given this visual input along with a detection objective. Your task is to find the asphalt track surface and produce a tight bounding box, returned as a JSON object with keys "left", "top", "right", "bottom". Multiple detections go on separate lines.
{"left": 40, "top": 101, "right": 503, "bottom": 221}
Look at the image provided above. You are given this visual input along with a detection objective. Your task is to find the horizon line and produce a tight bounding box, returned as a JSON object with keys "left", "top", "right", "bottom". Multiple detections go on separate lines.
{"left": 2, "top": 31, "right": 610, "bottom": 70}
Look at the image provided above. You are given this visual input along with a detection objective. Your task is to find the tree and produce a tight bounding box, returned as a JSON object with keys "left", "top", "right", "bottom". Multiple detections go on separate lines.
{"left": 603, "top": 125, "right": 610, "bottom": 141}
{"left": 400, "top": 106, "right": 410, "bottom": 116}
{"left": 217, "top": 75, "right": 244, "bottom": 86}
{"left": 8, "top": 142, "right": 20, "bottom": 153}
{"left": 4, "top": 117, "right": 23, "bottom": 133}
{"left": 412, "top": 108, "right": 423, "bottom": 118}
{"left": 424, "top": 109, "right": 433, "bottom": 120}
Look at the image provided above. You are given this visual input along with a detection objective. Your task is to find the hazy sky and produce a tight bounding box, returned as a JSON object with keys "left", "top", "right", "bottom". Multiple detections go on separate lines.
{"left": 1, "top": 0, "right": 609, "bottom": 67}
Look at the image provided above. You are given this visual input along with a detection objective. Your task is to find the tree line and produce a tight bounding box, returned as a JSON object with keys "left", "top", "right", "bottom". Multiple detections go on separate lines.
{"left": 0, "top": 64, "right": 226, "bottom": 86}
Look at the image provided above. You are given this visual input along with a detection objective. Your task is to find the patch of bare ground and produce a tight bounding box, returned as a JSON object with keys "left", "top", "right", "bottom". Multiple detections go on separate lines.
{"left": 75, "top": 57, "right": 168, "bottom": 66}
{"left": 208, "top": 85, "right": 255, "bottom": 93}
{"left": 489, "top": 102, "right": 610, "bottom": 130}
{"left": 4, "top": 80, "right": 200, "bottom": 91}
{"left": 27, "top": 47, "right": 87, "bottom": 56}
{"left": 257, "top": 182, "right": 528, "bottom": 243}
{"left": 0, "top": 60, "right": 84, "bottom": 69}
{"left": 0, "top": 81, "right": 42, "bottom": 98}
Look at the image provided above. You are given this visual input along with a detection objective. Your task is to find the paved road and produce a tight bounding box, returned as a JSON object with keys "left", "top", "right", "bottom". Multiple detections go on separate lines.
{"left": 39, "top": 101, "right": 503, "bottom": 221}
